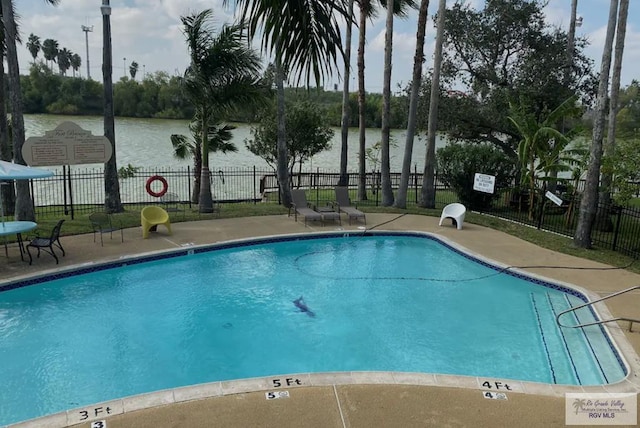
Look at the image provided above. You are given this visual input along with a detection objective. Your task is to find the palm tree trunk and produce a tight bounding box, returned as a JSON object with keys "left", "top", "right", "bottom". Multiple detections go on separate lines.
{"left": 600, "top": 0, "right": 628, "bottom": 211}
{"left": 275, "top": 55, "right": 291, "bottom": 208}
{"left": 1, "top": 0, "right": 35, "bottom": 221}
{"left": 0, "top": 22, "right": 16, "bottom": 218}
{"left": 102, "top": 0, "right": 123, "bottom": 213}
{"left": 198, "top": 110, "right": 215, "bottom": 212}
{"left": 338, "top": 0, "right": 355, "bottom": 188}
{"left": 420, "top": 0, "right": 446, "bottom": 209}
{"left": 380, "top": 0, "right": 395, "bottom": 206}
{"left": 574, "top": 0, "right": 619, "bottom": 248}
{"left": 395, "top": 0, "right": 429, "bottom": 209}
{"left": 357, "top": 1, "right": 368, "bottom": 201}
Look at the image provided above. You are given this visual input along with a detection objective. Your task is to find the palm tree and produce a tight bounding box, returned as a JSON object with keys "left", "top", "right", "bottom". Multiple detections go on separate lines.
{"left": 130, "top": 61, "right": 139, "bottom": 80}
{"left": 171, "top": 119, "right": 237, "bottom": 203}
{"left": 102, "top": 0, "right": 124, "bottom": 213}
{"left": 181, "top": 9, "right": 265, "bottom": 213}
{"left": 419, "top": 0, "right": 446, "bottom": 209}
{"left": 26, "top": 33, "right": 41, "bottom": 62}
{"left": 0, "top": 4, "right": 15, "bottom": 217}
{"left": 338, "top": 0, "right": 355, "bottom": 187}
{"left": 57, "top": 47, "right": 72, "bottom": 75}
{"left": 70, "top": 53, "right": 81, "bottom": 77}
{"left": 1, "top": 0, "right": 59, "bottom": 221}
{"left": 574, "top": 0, "right": 619, "bottom": 248}
{"left": 226, "top": 0, "right": 350, "bottom": 208}
{"left": 600, "top": 0, "right": 629, "bottom": 211}
{"left": 356, "top": 0, "right": 415, "bottom": 202}
{"left": 380, "top": 0, "right": 396, "bottom": 206}
{"left": 394, "top": 0, "right": 430, "bottom": 209}
{"left": 41, "top": 38, "right": 58, "bottom": 69}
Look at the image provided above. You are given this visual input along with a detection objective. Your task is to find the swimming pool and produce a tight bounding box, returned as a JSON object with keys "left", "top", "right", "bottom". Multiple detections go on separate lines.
{"left": 0, "top": 232, "right": 628, "bottom": 425}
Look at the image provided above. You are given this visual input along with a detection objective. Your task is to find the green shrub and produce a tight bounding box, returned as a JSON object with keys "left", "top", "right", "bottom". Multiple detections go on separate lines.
{"left": 437, "top": 142, "right": 516, "bottom": 209}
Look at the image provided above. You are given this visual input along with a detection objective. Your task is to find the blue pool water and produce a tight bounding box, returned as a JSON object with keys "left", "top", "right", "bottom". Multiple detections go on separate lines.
{"left": 0, "top": 233, "right": 627, "bottom": 425}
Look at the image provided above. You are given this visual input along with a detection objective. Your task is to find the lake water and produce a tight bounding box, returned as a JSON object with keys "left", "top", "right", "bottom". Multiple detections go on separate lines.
{"left": 25, "top": 114, "right": 445, "bottom": 172}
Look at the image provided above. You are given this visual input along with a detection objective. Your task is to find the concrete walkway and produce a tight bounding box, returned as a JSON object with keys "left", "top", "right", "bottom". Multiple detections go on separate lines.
{"left": 2, "top": 214, "right": 640, "bottom": 428}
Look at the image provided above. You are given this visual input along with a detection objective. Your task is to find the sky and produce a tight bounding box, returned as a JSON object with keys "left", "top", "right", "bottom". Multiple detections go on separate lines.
{"left": 14, "top": 0, "right": 640, "bottom": 94}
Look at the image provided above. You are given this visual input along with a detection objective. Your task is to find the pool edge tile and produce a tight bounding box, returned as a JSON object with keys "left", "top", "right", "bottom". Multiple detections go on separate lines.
{"left": 221, "top": 377, "right": 270, "bottom": 395}
{"left": 392, "top": 372, "right": 438, "bottom": 386}
{"left": 173, "top": 382, "right": 224, "bottom": 402}
{"left": 7, "top": 412, "right": 67, "bottom": 428}
{"left": 122, "top": 390, "right": 175, "bottom": 413}
{"left": 350, "top": 371, "right": 396, "bottom": 384}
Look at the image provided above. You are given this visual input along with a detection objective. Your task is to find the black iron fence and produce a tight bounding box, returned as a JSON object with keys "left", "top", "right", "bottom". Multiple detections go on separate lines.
{"left": 22, "top": 166, "right": 640, "bottom": 258}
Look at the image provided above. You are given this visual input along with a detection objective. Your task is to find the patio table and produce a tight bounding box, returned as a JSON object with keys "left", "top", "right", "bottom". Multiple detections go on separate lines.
{"left": 0, "top": 221, "right": 37, "bottom": 261}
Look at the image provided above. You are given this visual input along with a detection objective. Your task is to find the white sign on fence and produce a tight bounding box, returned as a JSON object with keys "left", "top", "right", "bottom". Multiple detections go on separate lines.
{"left": 473, "top": 173, "right": 496, "bottom": 194}
{"left": 545, "top": 191, "right": 564, "bottom": 206}
{"left": 22, "top": 121, "right": 112, "bottom": 166}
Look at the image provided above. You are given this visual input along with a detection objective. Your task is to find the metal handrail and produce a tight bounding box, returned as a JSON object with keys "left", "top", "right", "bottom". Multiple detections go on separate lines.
{"left": 556, "top": 285, "right": 640, "bottom": 331}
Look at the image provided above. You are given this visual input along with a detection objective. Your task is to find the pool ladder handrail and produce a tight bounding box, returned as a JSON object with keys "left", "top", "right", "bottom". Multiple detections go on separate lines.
{"left": 556, "top": 285, "right": 640, "bottom": 331}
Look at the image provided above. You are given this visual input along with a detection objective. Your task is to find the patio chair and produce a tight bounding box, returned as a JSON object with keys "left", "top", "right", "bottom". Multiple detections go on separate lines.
{"left": 333, "top": 186, "right": 366, "bottom": 225}
{"left": 439, "top": 203, "right": 466, "bottom": 230}
{"left": 89, "top": 212, "right": 124, "bottom": 246}
{"left": 290, "top": 189, "right": 341, "bottom": 226}
{"left": 159, "top": 192, "right": 186, "bottom": 219}
{"left": 141, "top": 206, "right": 172, "bottom": 238}
{"left": 26, "top": 219, "right": 65, "bottom": 265}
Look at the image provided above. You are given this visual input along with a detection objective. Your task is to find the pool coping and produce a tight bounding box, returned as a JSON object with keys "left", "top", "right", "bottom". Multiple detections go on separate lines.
{"left": 5, "top": 229, "right": 640, "bottom": 427}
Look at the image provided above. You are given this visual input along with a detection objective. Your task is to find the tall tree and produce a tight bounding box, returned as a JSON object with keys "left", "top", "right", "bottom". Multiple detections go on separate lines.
{"left": 171, "top": 119, "right": 237, "bottom": 204}
{"left": 41, "top": 38, "right": 58, "bottom": 69}
{"left": 181, "top": 9, "right": 265, "bottom": 212}
{"left": 57, "top": 47, "right": 72, "bottom": 75}
{"left": 428, "top": 0, "right": 596, "bottom": 161}
{"left": 355, "top": 0, "right": 414, "bottom": 201}
{"left": 394, "top": 0, "right": 429, "bottom": 208}
{"left": 0, "top": 3, "right": 16, "bottom": 216}
{"left": 600, "top": 0, "right": 629, "bottom": 210}
{"left": 102, "top": 0, "right": 124, "bottom": 213}
{"left": 419, "top": 0, "right": 445, "bottom": 209}
{"left": 70, "top": 53, "right": 81, "bottom": 77}
{"left": 338, "top": 0, "right": 355, "bottom": 187}
{"left": 574, "top": 0, "right": 619, "bottom": 248}
{"left": 356, "top": 0, "right": 375, "bottom": 201}
{"left": 130, "top": 61, "right": 139, "bottom": 80}
{"left": 380, "top": 0, "right": 396, "bottom": 206}
{"left": 2, "top": 0, "right": 60, "bottom": 221}
{"left": 227, "top": 0, "right": 349, "bottom": 208}
{"left": 26, "top": 33, "right": 41, "bottom": 62}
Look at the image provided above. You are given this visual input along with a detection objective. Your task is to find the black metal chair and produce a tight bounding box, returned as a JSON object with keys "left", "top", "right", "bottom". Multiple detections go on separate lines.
{"left": 26, "top": 219, "right": 65, "bottom": 265}
{"left": 159, "top": 192, "right": 186, "bottom": 219}
{"left": 89, "top": 212, "right": 124, "bottom": 246}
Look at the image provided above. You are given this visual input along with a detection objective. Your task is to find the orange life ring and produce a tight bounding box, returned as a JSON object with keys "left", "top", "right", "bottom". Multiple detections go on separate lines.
{"left": 146, "top": 175, "right": 168, "bottom": 198}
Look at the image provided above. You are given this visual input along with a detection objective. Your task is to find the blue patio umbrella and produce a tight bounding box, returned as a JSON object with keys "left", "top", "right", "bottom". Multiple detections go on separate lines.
{"left": 0, "top": 160, "right": 54, "bottom": 224}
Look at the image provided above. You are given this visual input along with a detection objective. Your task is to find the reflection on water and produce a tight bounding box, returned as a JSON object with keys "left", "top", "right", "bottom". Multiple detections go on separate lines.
{"left": 25, "top": 114, "right": 445, "bottom": 171}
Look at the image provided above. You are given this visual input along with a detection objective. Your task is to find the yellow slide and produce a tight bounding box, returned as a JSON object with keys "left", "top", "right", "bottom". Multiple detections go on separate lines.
{"left": 141, "top": 206, "right": 172, "bottom": 239}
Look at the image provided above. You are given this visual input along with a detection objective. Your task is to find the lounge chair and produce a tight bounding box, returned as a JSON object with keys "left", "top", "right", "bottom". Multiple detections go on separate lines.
{"left": 141, "top": 206, "right": 172, "bottom": 238}
{"left": 290, "top": 189, "right": 341, "bottom": 226}
{"left": 89, "top": 211, "right": 124, "bottom": 246}
{"left": 334, "top": 186, "right": 366, "bottom": 225}
{"left": 439, "top": 203, "right": 466, "bottom": 230}
{"left": 26, "top": 219, "right": 65, "bottom": 265}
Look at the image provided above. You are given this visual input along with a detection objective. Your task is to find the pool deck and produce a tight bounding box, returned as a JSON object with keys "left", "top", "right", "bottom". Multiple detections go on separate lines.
{"left": 2, "top": 213, "right": 640, "bottom": 428}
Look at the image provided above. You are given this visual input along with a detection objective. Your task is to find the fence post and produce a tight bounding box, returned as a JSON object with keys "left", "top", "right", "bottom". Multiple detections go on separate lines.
{"left": 414, "top": 164, "right": 418, "bottom": 204}
{"left": 67, "top": 165, "right": 75, "bottom": 220}
{"left": 612, "top": 205, "right": 623, "bottom": 251}
{"left": 536, "top": 193, "right": 545, "bottom": 230}
{"left": 253, "top": 165, "right": 256, "bottom": 204}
